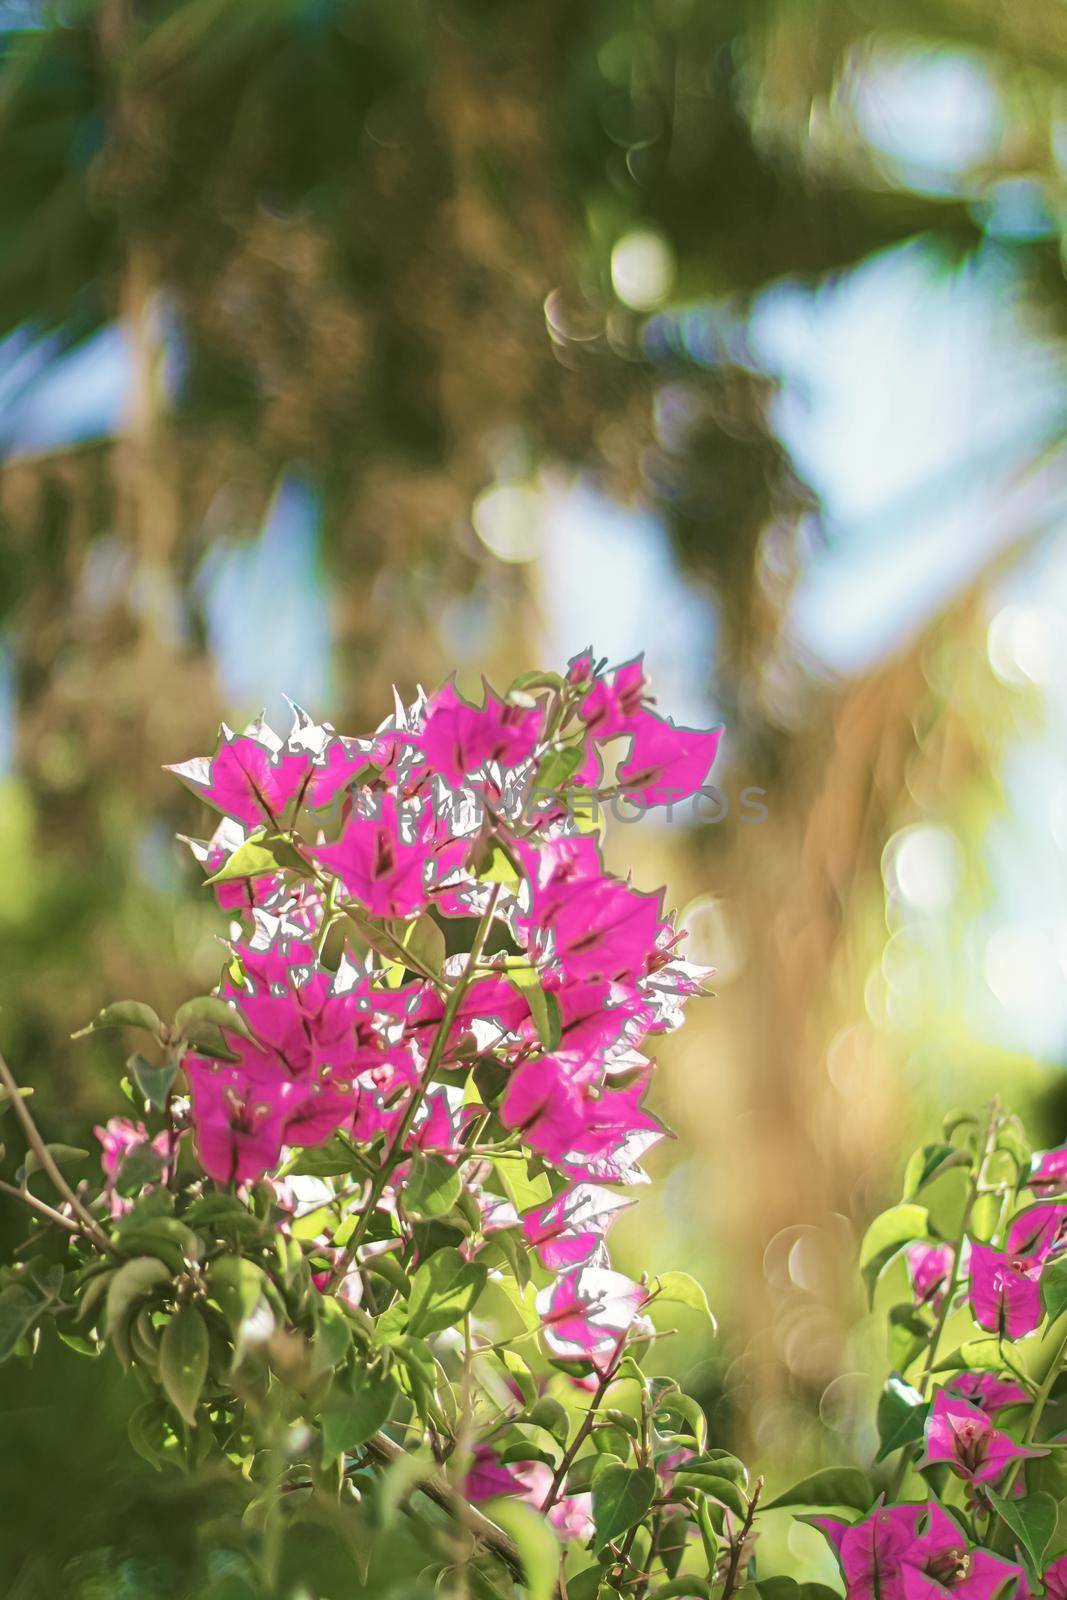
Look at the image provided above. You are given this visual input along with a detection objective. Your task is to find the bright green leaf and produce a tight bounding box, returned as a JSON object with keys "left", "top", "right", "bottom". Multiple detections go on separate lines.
{"left": 406, "top": 1248, "right": 487, "bottom": 1337}
{"left": 650, "top": 1271, "right": 717, "bottom": 1331}
{"left": 858, "top": 1205, "right": 931, "bottom": 1301}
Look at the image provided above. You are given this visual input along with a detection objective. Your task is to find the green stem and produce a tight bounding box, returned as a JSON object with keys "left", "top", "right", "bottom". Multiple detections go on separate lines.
{"left": 887, "top": 1099, "right": 1002, "bottom": 1500}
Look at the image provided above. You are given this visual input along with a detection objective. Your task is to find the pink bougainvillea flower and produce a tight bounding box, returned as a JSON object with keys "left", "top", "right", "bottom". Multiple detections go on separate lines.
{"left": 415, "top": 681, "right": 544, "bottom": 786}
{"left": 564, "top": 1075, "right": 664, "bottom": 1167}
{"left": 535, "top": 1263, "right": 646, "bottom": 1367}
{"left": 186, "top": 1062, "right": 291, "bottom": 1184}
{"left": 580, "top": 657, "right": 650, "bottom": 739}
{"left": 521, "top": 1184, "right": 633, "bottom": 1271}
{"left": 902, "top": 1502, "right": 1028, "bottom": 1600}
{"left": 1006, "top": 1203, "right": 1067, "bottom": 1260}
{"left": 167, "top": 720, "right": 313, "bottom": 831}
{"left": 616, "top": 710, "right": 722, "bottom": 809}
{"left": 920, "top": 1390, "right": 1044, "bottom": 1484}
{"left": 908, "top": 1242, "right": 955, "bottom": 1311}
{"left": 94, "top": 1117, "right": 155, "bottom": 1182}
{"left": 969, "top": 1242, "right": 1044, "bottom": 1341}
{"left": 310, "top": 794, "right": 432, "bottom": 917}
{"left": 465, "top": 1444, "right": 525, "bottom": 1503}
{"left": 944, "top": 1373, "right": 1029, "bottom": 1416}
{"left": 815, "top": 1504, "right": 1027, "bottom": 1600}
{"left": 1029, "top": 1145, "right": 1067, "bottom": 1197}
{"left": 500, "top": 1057, "right": 589, "bottom": 1162}
{"left": 531, "top": 874, "right": 663, "bottom": 983}
{"left": 1044, "top": 1556, "right": 1067, "bottom": 1600}
{"left": 812, "top": 1504, "right": 918, "bottom": 1599}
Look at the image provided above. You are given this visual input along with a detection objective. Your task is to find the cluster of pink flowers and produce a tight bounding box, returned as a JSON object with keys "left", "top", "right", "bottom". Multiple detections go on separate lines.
{"left": 907, "top": 1154, "right": 1067, "bottom": 1342}
{"left": 92, "top": 654, "right": 719, "bottom": 1526}
{"left": 815, "top": 1502, "right": 1029, "bottom": 1600}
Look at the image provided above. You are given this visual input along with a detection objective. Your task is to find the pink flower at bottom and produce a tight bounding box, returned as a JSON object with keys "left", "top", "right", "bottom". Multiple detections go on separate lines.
{"left": 815, "top": 1504, "right": 1027, "bottom": 1600}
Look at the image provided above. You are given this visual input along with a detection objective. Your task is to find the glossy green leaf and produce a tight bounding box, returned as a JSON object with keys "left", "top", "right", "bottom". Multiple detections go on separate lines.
{"left": 985, "top": 1489, "right": 1056, "bottom": 1570}
{"left": 592, "top": 1463, "right": 655, "bottom": 1549}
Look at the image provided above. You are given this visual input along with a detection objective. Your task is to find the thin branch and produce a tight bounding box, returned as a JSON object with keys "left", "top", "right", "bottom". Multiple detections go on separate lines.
{"left": 719, "top": 1477, "right": 762, "bottom": 1600}
{"left": 0, "top": 1176, "right": 84, "bottom": 1237}
{"left": 0, "top": 1050, "right": 114, "bottom": 1254}
{"left": 363, "top": 1429, "right": 523, "bottom": 1582}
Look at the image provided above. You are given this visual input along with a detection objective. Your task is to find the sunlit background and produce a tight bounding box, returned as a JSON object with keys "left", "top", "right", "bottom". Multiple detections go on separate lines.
{"left": 1, "top": 1, "right": 1066, "bottom": 1590}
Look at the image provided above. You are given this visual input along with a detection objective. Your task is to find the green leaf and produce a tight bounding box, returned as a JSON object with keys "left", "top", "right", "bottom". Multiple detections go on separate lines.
{"left": 875, "top": 1377, "right": 929, "bottom": 1463}
{"left": 592, "top": 1463, "right": 656, "bottom": 1549}
{"left": 207, "top": 1256, "right": 267, "bottom": 1331}
{"left": 388, "top": 913, "right": 447, "bottom": 977}
{"left": 1042, "top": 1255, "right": 1067, "bottom": 1325}
{"left": 527, "top": 1396, "right": 570, "bottom": 1447}
{"left": 647, "top": 1583, "right": 714, "bottom": 1600}
{"left": 505, "top": 966, "right": 561, "bottom": 1051}
{"left": 484, "top": 1498, "right": 560, "bottom": 1600}
{"left": 480, "top": 842, "right": 522, "bottom": 887}
{"left": 174, "top": 995, "right": 256, "bottom": 1044}
{"left": 0, "top": 1085, "right": 34, "bottom": 1119}
{"left": 115, "top": 1218, "right": 199, "bottom": 1275}
{"left": 756, "top": 1583, "right": 842, "bottom": 1600}
{"left": 902, "top": 1143, "right": 970, "bottom": 1197}
{"left": 490, "top": 1153, "right": 553, "bottom": 1214}
{"left": 105, "top": 1257, "right": 172, "bottom": 1367}
{"left": 129, "top": 1053, "right": 177, "bottom": 1110}
{"left": 406, "top": 1248, "right": 487, "bottom": 1337}
{"left": 72, "top": 1000, "right": 164, "bottom": 1040}
{"left": 536, "top": 742, "right": 587, "bottom": 792}
{"left": 670, "top": 1470, "right": 747, "bottom": 1518}
{"left": 126, "top": 1399, "right": 171, "bottom": 1472}
{"left": 322, "top": 1364, "right": 398, "bottom": 1463}
{"left": 403, "top": 1152, "right": 462, "bottom": 1219}
{"left": 204, "top": 832, "right": 275, "bottom": 883}
{"left": 985, "top": 1489, "right": 1057, "bottom": 1569}
{"left": 764, "top": 1468, "right": 872, "bottom": 1512}
{"left": 159, "top": 1306, "right": 209, "bottom": 1426}
{"left": 0, "top": 1283, "right": 43, "bottom": 1361}
{"left": 932, "top": 1337, "right": 1011, "bottom": 1375}
{"left": 858, "top": 1205, "right": 931, "bottom": 1300}
{"left": 655, "top": 1392, "right": 708, "bottom": 1450}
{"left": 22, "top": 1142, "right": 89, "bottom": 1178}
{"left": 650, "top": 1271, "right": 717, "bottom": 1331}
